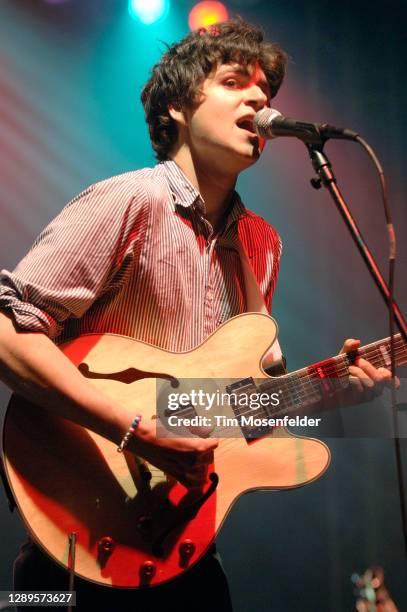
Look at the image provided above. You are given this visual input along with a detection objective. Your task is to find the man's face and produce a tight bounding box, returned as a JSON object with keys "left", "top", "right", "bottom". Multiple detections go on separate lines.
{"left": 179, "top": 62, "right": 271, "bottom": 174}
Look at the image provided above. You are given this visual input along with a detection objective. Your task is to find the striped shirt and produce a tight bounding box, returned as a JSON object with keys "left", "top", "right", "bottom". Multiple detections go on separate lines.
{"left": 0, "top": 160, "right": 281, "bottom": 351}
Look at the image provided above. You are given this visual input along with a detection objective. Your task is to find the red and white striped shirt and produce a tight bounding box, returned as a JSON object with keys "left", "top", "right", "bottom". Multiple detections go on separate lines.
{"left": 0, "top": 160, "right": 281, "bottom": 351}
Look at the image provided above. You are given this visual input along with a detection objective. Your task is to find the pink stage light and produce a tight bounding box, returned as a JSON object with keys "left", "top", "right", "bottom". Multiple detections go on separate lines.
{"left": 188, "top": 1, "right": 229, "bottom": 31}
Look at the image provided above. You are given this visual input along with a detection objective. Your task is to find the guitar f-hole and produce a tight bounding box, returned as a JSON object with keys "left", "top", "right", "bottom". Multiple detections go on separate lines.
{"left": 78, "top": 362, "right": 178, "bottom": 387}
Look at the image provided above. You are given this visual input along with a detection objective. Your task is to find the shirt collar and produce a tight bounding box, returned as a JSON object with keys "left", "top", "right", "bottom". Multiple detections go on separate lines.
{"left": 161, "top": 159, "right": 202, "bottom": 209}
{"left": 161, "top": 159, "right": 247, "bottom": 229}
{"left": 225, "top": 191, "right": 246, "bottom": 230}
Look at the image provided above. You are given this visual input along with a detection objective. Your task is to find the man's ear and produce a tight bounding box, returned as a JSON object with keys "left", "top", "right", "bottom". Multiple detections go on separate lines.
{"left": 168, "top": 104, "right": 188, "bottom": 127}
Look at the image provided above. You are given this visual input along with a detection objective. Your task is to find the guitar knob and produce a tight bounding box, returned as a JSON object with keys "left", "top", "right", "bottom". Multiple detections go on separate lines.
{"left": 180, "top": 539, "right": 195, "bottom": 555}
{"left": 97, "top": 536, "right": 115, "bottom": 569}
{"left": 98, "top": 536, "right": 115, "bottom": 555}
{"left": 179, "top": 539, "right": 196, "bottom": 567}
{"left": 140, "top": 560, "right": 156, "bottom": 585}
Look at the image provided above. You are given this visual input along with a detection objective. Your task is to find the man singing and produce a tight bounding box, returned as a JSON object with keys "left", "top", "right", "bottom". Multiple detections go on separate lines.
{"left": 0, "top": 19, "right": 393, "bottom": 611}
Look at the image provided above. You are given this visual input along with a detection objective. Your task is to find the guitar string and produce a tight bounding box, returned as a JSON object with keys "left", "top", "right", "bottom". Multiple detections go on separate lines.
{"left": 162, "top": 339, "right": 404, "bottom": 459}
{"left": 181, "top": 337, "right": 406, "bottom": 456}
{"left": 152, "top": 338, "right": 406, "bottom": 438}
{"left": 182, "top": 343, "right": 406, "bottom": 442}
{"left": 213, "top": 353, "right": 406, "bottom": 436}
{"left": 138, "top": 340, "right": 407, "bottom": 477}
{"left": 258, "top": 340, "right": 406, "bottom": 398}
{"left": 202, "top": 342, "right": 405, "bottom": 421}
{"left": 143, "top": 341, "right": 402, "bottom": 478}
{"left": 276, "top": 338, "right": 405, "bottom": 382}
{"left": 224, "top": 339, "right": 407, "bottom": 408}
{"left": 159, "top": 341, "right": 406, "bottom": 439}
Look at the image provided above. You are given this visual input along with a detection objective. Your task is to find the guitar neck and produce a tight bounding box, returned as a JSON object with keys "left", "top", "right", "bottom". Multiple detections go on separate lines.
{"left": 301, "top": 333, "right": 407, "bottom": 383}
{"left": 349, "top": 334, "right": 407, "bottom": 370}
{"left": 259, "top": 334, "right": 407, "bottom": 417}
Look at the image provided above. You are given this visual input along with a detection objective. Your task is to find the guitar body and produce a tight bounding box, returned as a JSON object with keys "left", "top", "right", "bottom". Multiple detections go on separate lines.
{"left": 2, "top": 313, "right": 330, "bottom": 588}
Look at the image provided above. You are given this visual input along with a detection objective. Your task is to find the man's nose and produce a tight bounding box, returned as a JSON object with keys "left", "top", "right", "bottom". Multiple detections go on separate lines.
{"left": 244, "top": 85, "right": 268, "bottom": 110}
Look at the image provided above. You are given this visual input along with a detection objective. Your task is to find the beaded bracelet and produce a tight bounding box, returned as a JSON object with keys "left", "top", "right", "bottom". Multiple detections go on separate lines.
{"left": 117, "top": 415, "right": 142, "bottom": 453}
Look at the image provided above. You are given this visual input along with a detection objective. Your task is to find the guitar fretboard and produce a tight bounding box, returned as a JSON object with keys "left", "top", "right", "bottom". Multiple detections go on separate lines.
{"left": 255, "top": 333, "right": 407, "bottom": 419}
{"left": 164, "top": 334, "right": 407, "bottom": 440}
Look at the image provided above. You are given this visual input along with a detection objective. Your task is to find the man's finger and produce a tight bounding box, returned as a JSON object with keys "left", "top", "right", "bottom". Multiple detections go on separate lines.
{"left": 349, "top": 365, "right": 374, "bottom": 388}
{"left": 356, "top": 359, "right": 393, "bottom": 384}
{"left": 348, "top": 372, "right": 365, "bottom": 394}
{"left": 340, "top": 338, "right": 361, "bottom": 354}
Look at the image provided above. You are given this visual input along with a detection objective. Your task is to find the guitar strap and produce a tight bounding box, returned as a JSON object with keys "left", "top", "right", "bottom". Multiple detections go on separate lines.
{"left": 219, "top": 235, "right": 284, "bottom": 369}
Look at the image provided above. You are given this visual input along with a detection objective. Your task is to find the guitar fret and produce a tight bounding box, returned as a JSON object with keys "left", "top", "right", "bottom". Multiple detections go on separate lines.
{"left": 378, "top": 344, "right": 391, "bottom": 367}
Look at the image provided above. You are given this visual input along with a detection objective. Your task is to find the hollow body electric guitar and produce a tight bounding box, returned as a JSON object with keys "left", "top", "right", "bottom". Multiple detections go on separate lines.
{"left": 3, "top": 313, "right": 406, "bottom": 588}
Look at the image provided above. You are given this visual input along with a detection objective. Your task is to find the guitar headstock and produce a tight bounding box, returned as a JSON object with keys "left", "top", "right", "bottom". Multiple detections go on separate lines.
{"left": 352, "top": 566, "right": 398, "bottom": 612}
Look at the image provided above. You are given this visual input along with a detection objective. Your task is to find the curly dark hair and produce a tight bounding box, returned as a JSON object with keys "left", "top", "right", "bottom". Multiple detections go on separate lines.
{"left": 141, "top": 19, "right": 287, "bottom": 161}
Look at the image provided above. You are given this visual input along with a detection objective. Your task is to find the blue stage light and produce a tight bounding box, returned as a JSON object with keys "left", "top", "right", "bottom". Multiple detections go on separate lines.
{"left": 128, "top": 0, "right": 170, "bottom": 24}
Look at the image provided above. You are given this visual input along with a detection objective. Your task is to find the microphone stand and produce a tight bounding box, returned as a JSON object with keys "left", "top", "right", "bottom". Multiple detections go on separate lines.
{"left": 306, "top": 142, "right": 407, "bottom": 565}
{"left": 307, "top": 145, "right": 406, "bottom": 342}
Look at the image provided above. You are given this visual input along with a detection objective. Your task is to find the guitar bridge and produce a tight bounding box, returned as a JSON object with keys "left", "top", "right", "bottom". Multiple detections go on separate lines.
{"left": 226, "top": 379, "right": 273, "bottom": 441}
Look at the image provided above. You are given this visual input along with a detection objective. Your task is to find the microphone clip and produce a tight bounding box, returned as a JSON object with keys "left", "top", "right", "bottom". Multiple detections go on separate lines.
{"left": 310, "top": 177, "right": 322, "bottom": 190}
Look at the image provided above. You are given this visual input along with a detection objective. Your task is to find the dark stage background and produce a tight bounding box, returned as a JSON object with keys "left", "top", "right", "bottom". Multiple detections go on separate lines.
{"left": 1, "top": 0, "right": 406, "bottom": 610}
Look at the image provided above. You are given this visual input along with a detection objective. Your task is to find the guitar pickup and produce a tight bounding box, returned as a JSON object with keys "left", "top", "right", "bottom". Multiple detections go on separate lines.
{"left": 226, "top": 377, "right": 257, "bottom": 394}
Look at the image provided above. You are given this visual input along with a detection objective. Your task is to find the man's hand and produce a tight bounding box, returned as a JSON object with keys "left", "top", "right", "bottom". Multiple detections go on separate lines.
{"left": 0, "top": 311, "right": 218, "bottom": 491}
{"left": 130, "top": 419, "right": 218, "bottom": 489}
{"left": 340, "top": 338, "right": 399, "bottom": 404}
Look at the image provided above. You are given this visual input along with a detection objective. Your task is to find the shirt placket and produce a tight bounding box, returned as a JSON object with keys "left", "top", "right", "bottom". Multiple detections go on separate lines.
{"left": 203, "top": 236, "right": 218, "bottom": 337}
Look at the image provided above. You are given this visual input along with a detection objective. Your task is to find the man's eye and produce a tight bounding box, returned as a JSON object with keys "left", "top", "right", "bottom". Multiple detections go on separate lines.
{"left": 224, "top": 79, "right": 238, "bottom": 87}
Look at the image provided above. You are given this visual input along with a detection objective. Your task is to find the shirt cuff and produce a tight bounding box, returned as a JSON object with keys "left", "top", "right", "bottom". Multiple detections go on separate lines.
{"left": 0, "top": 272, "right": 61, "bottom": 338}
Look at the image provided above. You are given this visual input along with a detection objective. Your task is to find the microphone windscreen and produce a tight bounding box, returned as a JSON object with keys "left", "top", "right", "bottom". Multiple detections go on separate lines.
{"left": 254, "top": 108, "right": 283, "bottom": 138}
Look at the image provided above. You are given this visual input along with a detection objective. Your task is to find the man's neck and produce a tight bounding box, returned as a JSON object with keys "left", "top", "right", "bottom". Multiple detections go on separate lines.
{"left": 170, "top": 148, "right": 237, "bottom": 232}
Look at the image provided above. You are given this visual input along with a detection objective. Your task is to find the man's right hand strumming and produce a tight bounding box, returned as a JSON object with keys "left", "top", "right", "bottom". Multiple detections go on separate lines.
{"left": 0, "top": 310, "right": 217, "bottom": 490}
{"left": 129, "top": 419, "right": 218, "bottom": 488}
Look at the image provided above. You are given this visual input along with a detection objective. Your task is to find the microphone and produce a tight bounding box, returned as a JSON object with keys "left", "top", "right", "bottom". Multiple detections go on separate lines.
{"left": 254, "top": 108, "right": 359, "bottom": 144}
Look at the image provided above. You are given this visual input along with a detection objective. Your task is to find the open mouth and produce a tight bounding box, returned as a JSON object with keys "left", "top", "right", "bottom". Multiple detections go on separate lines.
{"left": 236, "top": 119, "right": 256, "bottom": 136}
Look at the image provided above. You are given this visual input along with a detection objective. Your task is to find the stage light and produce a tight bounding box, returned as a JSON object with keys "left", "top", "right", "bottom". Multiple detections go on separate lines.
{"left": 128, "top": 0, "right": 170, "bottom": 25}
{"left": 188, "top": 1, "right": 229, "bottom": 31}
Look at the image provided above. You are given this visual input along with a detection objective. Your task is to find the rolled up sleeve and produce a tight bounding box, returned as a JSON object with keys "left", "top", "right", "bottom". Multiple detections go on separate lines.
{"left": 0, "top": 176, "right": 149, "bottom": 338}
{"left": 0, "top": 272, "right": 62, "bottom": 336}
